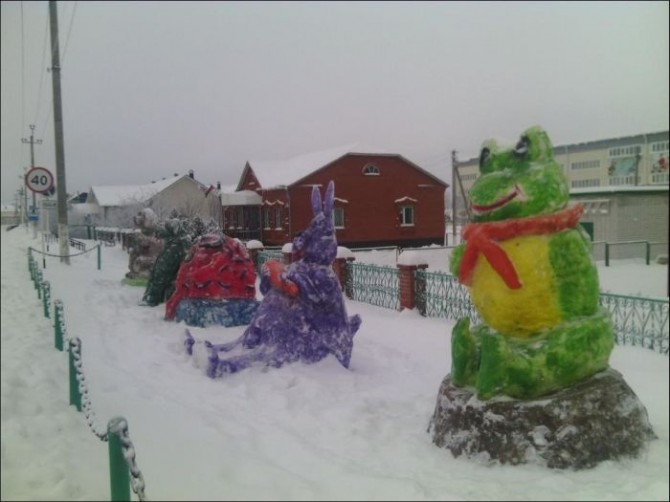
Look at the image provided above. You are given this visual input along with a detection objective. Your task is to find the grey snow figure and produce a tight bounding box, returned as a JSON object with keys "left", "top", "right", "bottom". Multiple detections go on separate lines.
{"left": 185, "top": 181, "right": 362, "bottom": 377}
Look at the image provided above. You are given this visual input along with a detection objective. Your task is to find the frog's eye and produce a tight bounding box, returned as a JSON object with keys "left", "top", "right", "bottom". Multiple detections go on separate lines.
{"left": 479, "top": 147, "right": 491, "bottom": 169}
{"left": 514, "top": 135, "right": 529, "bottom": 158}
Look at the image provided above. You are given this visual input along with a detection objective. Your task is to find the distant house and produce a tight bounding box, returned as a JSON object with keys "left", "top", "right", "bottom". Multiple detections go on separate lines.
{"left": 222, "top": 144, "right": 449, "bottom": 248}
{"left": 1, "top": 203, "right": 19, "bottom": 226}
{"left": 69, "top": 191, "right": 88, "bottom": 204}
{"left": 86, "top": 172, "right": 221, "bottom": 228}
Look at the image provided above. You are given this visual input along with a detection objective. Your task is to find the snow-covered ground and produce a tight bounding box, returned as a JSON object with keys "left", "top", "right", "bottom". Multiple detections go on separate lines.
{"left": 1, "top": 226, "right": 668, "bottom": 501}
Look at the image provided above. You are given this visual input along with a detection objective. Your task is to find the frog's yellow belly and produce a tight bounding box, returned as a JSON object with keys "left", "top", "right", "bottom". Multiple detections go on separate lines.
{"left": 469, "top": 235, "right": 561, "bottom": 337}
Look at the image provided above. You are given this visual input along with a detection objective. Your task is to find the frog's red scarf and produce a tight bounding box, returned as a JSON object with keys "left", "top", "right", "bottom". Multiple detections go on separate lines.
{"left": 459, "top": 203, "right": 584, "bottom": 289}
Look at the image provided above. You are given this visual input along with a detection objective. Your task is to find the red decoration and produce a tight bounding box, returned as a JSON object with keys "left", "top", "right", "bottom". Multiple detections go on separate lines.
{"left": 165, "top": 234, "right": 256, "bottom": 320}
{"left": 459, "top": 204, "right": 584, "bottom": 289}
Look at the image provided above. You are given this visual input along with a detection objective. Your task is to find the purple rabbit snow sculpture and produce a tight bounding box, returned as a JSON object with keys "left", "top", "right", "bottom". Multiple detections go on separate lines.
{"left": 186, "top": 181, "right": 362, "bottom": 378}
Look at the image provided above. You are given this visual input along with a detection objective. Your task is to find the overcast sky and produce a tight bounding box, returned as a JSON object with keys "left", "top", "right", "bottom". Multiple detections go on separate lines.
{"left": 1, "top": 1, "right": 668, "bottom": 204}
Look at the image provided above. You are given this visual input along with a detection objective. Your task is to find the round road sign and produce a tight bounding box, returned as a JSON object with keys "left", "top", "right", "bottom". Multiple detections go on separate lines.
{"left": 25, "top": 166, "right": 54, "bottom": 194}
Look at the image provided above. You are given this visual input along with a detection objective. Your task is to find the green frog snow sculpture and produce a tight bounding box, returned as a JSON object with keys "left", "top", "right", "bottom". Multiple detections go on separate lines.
{"left": 449, "top": 126, "right": 614, "bottom": 400}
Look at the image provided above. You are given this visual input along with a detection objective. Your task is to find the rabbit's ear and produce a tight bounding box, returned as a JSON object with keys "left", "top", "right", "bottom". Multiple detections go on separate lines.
{"left": 311, "top": 185, "right": 322, "bottom": 215}
{"left": 323, "top": 181, "right": 334, "bottom": 218}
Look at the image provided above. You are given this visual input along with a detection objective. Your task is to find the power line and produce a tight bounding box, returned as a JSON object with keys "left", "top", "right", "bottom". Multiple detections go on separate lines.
{"left": 33, "top": 13, "right": 50, "bottom": 128}
{"left": 36, "top": 1, "right": 77, "bottom": 139}
{"left": 21, "top": 1, "right": 25, "bottom": 135}
{"left": 61, "top": 1, "right": 78, "bottom": 64}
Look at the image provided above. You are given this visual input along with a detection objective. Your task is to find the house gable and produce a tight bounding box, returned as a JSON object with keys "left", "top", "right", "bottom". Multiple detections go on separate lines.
{"left": 237, "top": 163, "right": 262, "bottom": 192}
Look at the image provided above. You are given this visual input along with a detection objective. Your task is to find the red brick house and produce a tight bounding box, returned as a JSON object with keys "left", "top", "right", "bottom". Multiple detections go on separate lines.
{"left": 221, "top": 144, "right": 448, "bottom": 248}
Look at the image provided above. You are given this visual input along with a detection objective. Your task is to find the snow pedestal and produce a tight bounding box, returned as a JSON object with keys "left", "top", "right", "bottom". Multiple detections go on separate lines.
{"left": 428, "top": 367, "right": 656, "bottom": 470}
{"left": 245, "top": 240, "right": 264, "bottom": 269}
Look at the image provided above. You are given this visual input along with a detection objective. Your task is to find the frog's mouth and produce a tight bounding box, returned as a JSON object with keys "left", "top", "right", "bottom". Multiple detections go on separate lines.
{"left": 470, "top": 184, "right": 525, "bottom": 215}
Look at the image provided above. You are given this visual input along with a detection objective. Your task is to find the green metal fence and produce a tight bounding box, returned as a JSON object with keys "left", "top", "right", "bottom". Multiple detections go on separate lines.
{"left": 253, "top": 250, "right": 668, "bottom": 355}
{"left": 257, "top": 249, "right": 284, "bottom": 269}
{"left": 349, "top": 262, "right": 400, "bottom": 310}
{"left": 416, "top": 268, "right": 668, "bottom": 356}
{"left": 599, "top": 293, "right": 669, "bottom": 354}
{"left": 415, "top": 269, "right": 481, "bottom": 324}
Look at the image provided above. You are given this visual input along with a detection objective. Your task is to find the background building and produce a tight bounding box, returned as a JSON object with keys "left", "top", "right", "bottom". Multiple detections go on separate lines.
{"left": 222, "top": 144, "right": 449, "bottom": 248}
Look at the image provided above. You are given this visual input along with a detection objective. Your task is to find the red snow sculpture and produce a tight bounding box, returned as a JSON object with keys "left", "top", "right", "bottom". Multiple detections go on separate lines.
{"left": 164, "top": 233, "right": 257, "bottom": 323}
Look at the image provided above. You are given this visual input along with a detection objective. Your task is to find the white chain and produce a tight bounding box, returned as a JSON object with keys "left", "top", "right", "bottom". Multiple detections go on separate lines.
{"left": 68, "top": 338, "right": 109, "bottom": 441}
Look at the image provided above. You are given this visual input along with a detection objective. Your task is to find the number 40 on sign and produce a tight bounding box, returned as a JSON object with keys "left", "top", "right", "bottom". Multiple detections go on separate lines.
{"left": 25, "top": 166, "right": 55, "bottom": 194}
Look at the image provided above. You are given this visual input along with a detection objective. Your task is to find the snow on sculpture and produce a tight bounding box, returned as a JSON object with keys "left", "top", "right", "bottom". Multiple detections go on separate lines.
{"left": 185, "top": 181, "right": 362, "bottom": 377}
{"left": 164, "top": 232, "right": 259, "bottom": 327}
{"left": 125, "top": 208, "right": 163, "bottom": 281}
{"left": 429, "top": 126, "right": 655, "bottom": 469}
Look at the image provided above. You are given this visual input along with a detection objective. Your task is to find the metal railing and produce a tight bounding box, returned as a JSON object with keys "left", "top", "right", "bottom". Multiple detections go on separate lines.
{"left": 254, "top": 250, "right": 668, "bottom": 355}
{"left": 348, "top": 262, "right": 400, "bottom": 310}
{"left": 415, "top": 269, "right": 480, "bottom": 323}
{"left": 256, "top": 249, "right": 284, "bottom": 269}
{"left": 600, "top": 293, "right": 669, "bottom": 354}
{"left": 591, "top": 240, "right": 668, "bottom": 265}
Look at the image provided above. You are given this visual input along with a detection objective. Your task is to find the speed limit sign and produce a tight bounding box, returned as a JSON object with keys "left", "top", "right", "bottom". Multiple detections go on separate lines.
{"left": 25, "top": 166, "right": 54, "bottom": 194}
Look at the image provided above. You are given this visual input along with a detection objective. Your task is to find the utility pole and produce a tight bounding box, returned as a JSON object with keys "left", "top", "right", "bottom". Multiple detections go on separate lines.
{"left": 49, "top": 0, "right": 70, "bottom": 264}
{"left": 451, "top": 150, "right": 457, "bottom": 245}
{"left": 22, "top": 124, "right": 43, "bottom": 238}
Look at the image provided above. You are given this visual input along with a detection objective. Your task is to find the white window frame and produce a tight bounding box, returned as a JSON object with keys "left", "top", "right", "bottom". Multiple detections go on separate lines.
{"left": 333, "top": 207, "right": 345, "bottom": 229}
{"left": 362, "top": 164, "right": 380, "bottom": 176}
{"left": 400, "top": 205, "right": 414, "bottom": 226}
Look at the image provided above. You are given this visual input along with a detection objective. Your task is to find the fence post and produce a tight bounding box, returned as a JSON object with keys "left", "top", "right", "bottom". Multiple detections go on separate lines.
{"left": 54, "top": 300, "right": 64, "bottom": 351}
{"left": 397, "top": 264, "right": 428, "bottom": 310}
{"left": 42, "top": 281, "right": 51, "bottom": 318}
{"left": 397, "top": 251, "right": 429, "bottom": 311}
{"left": 282, "top": 243, "right": 293, "bottom": 265}
{"left": 68, "top": 338, "right": 82, "bottom": 411}
{"left": 36, "top": 270, "right": 42, "bottom": 300}
{"left": 605, "top": 242, "right": 610, "bottom": 267}
{"left": 107, "top": 417, "right": 131, "bottom": 502}
{"left": 97, "top": 244, "right": 101, "bottom": 270}
{"left": 415, "top": 269, "right": 427, "bottom": 317}
{"left": 342, "top": 257, "right": 356, "bottom": 299}
{"left": 646, "top": 241, "right": 651, "bottom": 265}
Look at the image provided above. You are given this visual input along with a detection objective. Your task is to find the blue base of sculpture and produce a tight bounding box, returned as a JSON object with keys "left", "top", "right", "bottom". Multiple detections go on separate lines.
{"left": 175, "top": 298, "right": 260, "bottom": 328}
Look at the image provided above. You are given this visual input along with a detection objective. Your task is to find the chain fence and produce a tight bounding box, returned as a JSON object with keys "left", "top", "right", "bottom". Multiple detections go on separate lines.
{"left": 27, "top": 247, "right": 148, "bottom": 501}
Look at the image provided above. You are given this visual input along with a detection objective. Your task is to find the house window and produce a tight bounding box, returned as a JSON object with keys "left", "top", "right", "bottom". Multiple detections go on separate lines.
{"left": 570, "top": 160, "right": 600, "bottom": 170}
{"left": 608, "top": 145, "right": 641, "bottom": 158}
{"left": 263, "top": 208, "right": 271, "bottom": 229}
{"left": 400, "top": 206, "right": 414, "bottom": 226}
{"left": 571, "top": 179, "right": 601, "bottom": 188}
{"left": 362, "top": 164, "right": 380, "bottom": 176}
{"left": 333, "top": 207, "right": 345, "bottom": 229}
{"left": 236, "top": 209, "right": 244, "bottom": 228}
{"left": 275, "top": 207, "right": 282, "bottom": 229}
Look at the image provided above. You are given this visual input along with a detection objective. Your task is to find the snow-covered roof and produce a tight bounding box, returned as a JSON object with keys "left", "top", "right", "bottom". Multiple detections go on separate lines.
{"left": 89, "top": 175, "right": 186, "bottom": 207}
{"left": 220, "top": 190, "right": 262, "bottom": 206}
{"left": 245, "top": 143, "right": 390, "bottom": 190}
{"left": 69, "top": 203, "right": 99, "bottom": 215}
